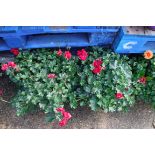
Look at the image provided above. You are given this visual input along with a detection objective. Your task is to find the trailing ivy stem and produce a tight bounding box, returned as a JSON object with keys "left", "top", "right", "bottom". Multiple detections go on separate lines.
{"left": 0, "top": 98, "right": 10, "bottom": 103}
{"left": 76, "top": 98, "right": 87, "bottom": 101}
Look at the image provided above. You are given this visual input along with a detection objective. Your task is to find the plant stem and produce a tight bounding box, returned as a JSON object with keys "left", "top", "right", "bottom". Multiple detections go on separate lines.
{"left": 0, "top": 98, "right": 10, "bottom": 103}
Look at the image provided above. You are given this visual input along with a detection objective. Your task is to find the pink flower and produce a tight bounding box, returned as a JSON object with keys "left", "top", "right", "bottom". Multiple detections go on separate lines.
{"left": 77, "top": 49, "right": 88, "bottom": 61}
{"left": 59, "top": 118, "right": 68, "bottom": 127}
{"left": 115, "top": 93, "right": 124, "bottom": 99}
{"left": 1, "top": 64, "right": 8, "bottom": 71}
{"left": 62, "top": 111, "right": 72, "bottom": 120}
{"left": 47, "top": 74, "right": 57, "bottom": 79}
{"left": 138, "top": 77, "right": 147, "bottom": 84}
{"left": 64, "top": 51, "right": 72, "bottom": 60}
{"left": 57, "top": 49, "right": 63, "bottom": 56}
{"left": 93, "top": 59, "right": 102, "bottom": 68}
{"left": 8, "top": 62, "right": 16, "bottom": 68}
{"left": 92, "top": 66, "right": 102, "bottom": 74}
{"left": 56, "top": 107, "right": 72, "bottom": 127}
{"left": 56, "top": 107, "right": 65, "bottom": 113}
{"left": 92, "top": 59, "right": 104, "bottom": 74}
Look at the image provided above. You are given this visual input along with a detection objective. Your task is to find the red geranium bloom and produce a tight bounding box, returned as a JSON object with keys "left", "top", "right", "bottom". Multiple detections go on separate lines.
{"left": 10, "top": 48, "right": 19, "bottom": 56}
{"left": 1, "top": 64, "right": 8, "bottom": 71}
{"left": 8, "top": 62, "right": 16, "bottom": 68}
{"left": 92, "top": 66, "right": 102, "bottom": 74}
{"left": 77, "top": 49, "right": 88, "bottom": 61}
{"left": 56, "top": 107, "right": 65, "bottom": 113}
{"left": 47, "top": 74, "right": 57, "bottom": 79}
{"left": 56, "top": 107, "right": 72, "bottom": 127}
{"left": 62, "top": 111, "right": 72, "bottom": 120}
{"left": 59, "top": 118, "right": 68, "bottom": 127}
{"left": 138, "top": 77, "right": 147, "bottom": 84}
{"left": 0, "top": 88, "right": 3, "bottom": 96}
{"left": 93, "top": 59, "right": 102, "bottom": 68}
{"left": 57, "top": 49, "right": 63, "bottom": 56}
{"left": 115, "top": 93, "right": 124, "bottom": 99}
{"left": 64, "top": 51, "right": 72, "bottom": 60}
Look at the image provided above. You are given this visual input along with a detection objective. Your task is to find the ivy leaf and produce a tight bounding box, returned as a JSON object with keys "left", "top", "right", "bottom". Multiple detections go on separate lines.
{"left": 88, "top": 76, "right": 93, "bottom": 84}
{"left": 109, "top": 106, "right": 115, "bottom": 112}
{"left": 146, "top": 76, "right": 153, "bottom": 81}
{"left": 80, "top": 101, "right": 86, "bottom": 106}
{"left": 89, "top": 96, "right": 97, "bottom": 111}
{"left": 84, "top": 86, "right": 91, "bottom": 93}
{"left": 70, "top": 100, "right": 78, "bottom": 109}
{"left": 97, "top": 100, "right": 103, "bottom": 107}
{"left": 45, "top": 114, "right": 56, "bottom": 122}
{"left": 47, "top": 92, "right": 53, "bottom": 99}
{"left": 39, "top": 103, "right": 46, "bottom": 109}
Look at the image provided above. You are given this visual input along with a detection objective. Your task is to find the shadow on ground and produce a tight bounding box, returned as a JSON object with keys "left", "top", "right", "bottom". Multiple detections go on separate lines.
{"left": 0, "top": 74, "right": 155, "bottom": 129}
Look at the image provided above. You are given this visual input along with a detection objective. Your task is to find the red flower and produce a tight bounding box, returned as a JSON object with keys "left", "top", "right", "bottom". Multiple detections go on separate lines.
{"left": 62, "top": 111, "right": 72, "bottom": 120}
{"left": 8, "top": 62, "right": 16, "bottom": 68}
{"left": 64, "top": 51, "right": 72, "bottom": 60}
{"left": 57, "top": 49, "right": 63, "bottom": 56}
{"left": 56, "top": 107, "right": 72, "bottom": 127}
{"left": 47, "top": 74, "right": 57, "bottom": 79}
{"left": 138, "top": 77, "right": 147, "bottom": 84}
{"left": 56, "top": 107, "right": 65, "bottom": 113}
{"left": 1, "top": 64, "right": 8, "bottom": 71}
{"left": 59, "top": 118, "right": 68, "bottom": 127}
{"left": 115, "top": 93, "right": 124, "bottom": 99}
{"left": 77, "top": 49, "right": 88, "bottom": 61}
{"left": 0, "top": 88, "right": 3, "bottom": 96}
{"left": 93, "top": 59, "right": 102, "bottom": 68}
{"left": 92, "top": 66, "right": 102, "bottom": 74}
{"left": 10, "top": 48, "right": 19, "bottom": 56}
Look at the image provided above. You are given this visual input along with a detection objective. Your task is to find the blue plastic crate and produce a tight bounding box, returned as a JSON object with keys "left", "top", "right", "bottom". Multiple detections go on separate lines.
{"left": 25, "top": 33, "right": 90, "bottom": 48}
{"left": 90, "top": 32, "right": 117, "bottom": 46}
{"left": 113, "top": 26, "right": 155, "bottom": 53}
{"left": 0, "top": 26, "right": 18, "bottom": 34}
{"left": 0, "top": 37, "right": 10, "bottom": 51}
{"left": 0, "top": 26, "right": 119, "bottom": 37}
{"left": 0, "top": 26, "right": 120, "bottom": 51}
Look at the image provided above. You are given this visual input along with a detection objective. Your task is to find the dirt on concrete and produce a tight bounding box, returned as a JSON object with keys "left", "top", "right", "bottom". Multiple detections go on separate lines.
{"left": 0, "top": 74, "right": 155, "bottom": 129}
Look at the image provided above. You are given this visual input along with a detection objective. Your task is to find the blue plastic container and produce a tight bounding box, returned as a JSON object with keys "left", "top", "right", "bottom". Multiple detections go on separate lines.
{"left": 112, "top": 26, "right": 155, "bottom": 53}
{"left": 0, "top": 26, "right": 120, "bottom": 51}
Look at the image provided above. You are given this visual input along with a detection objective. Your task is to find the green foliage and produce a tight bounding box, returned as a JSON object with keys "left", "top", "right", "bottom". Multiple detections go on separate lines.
{"left": 130, "top": 56, "right": 155, "bottom": 106}
{"left": 0, "top": 64, "right": 3, "bottom": 77}
{"left": 2, "top": 47, "right": 155, "bottom": 124}
{"left": 76, "top": 48, "right": 135, "bottom": 112}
